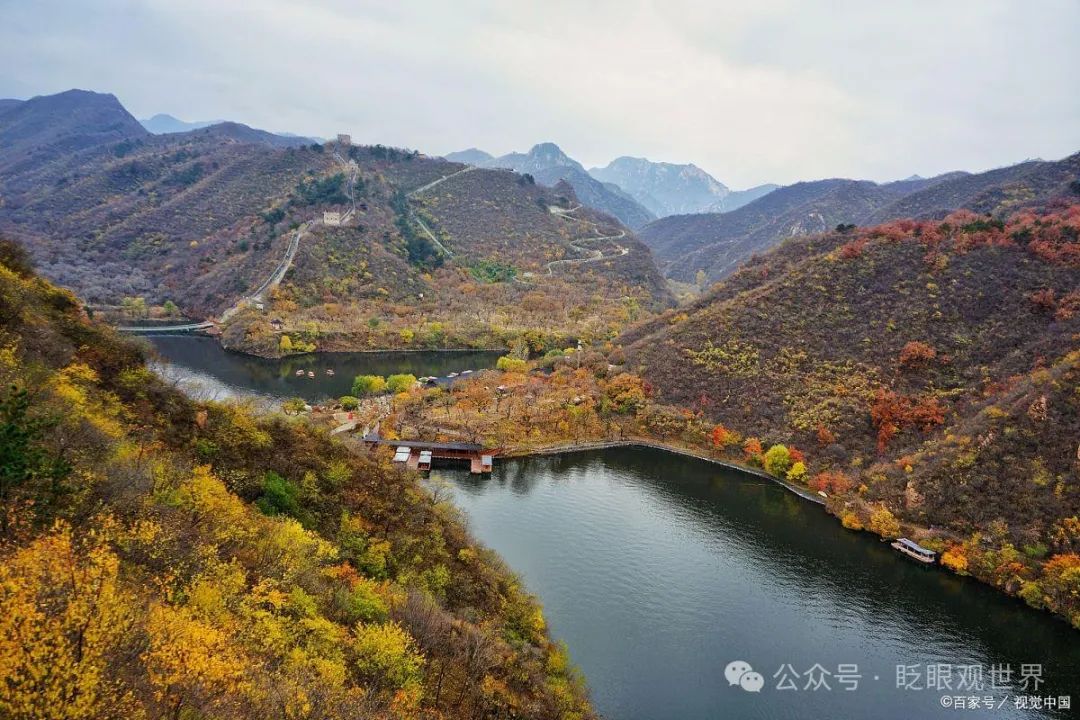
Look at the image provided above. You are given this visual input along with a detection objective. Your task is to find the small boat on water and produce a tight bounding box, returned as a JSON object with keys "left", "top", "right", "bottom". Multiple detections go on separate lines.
{"left": 447, "top": 372, "right": 459, "bottom": 378}
{"left": 326, "top": 369, "right": 335, "bottom": 376}
{"left": 417, "top": 450, "right": 433, "bottom": 471}
{"left": 307, "top": 371, "right": 315, "bottom": 378}
{"left": 295, "top": 369, "right": 305, "bottom": 376}
{"left": 891, "top": 537, "right": 938, "bottom": 564}
{"left": 461, "top": 369, "right": 473, "bottom": 375}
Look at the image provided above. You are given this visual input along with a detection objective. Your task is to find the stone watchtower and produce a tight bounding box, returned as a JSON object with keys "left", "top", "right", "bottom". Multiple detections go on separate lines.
{"left": 323, "top": 211, "right": 342, "bottom": 226}
{"left": 336, "top": 134, "right": 351, "bottom": 147}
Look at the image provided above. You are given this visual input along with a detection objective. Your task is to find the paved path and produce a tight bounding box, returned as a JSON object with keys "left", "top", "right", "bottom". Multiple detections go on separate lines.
{"left": 544, "top": 205, "right": 629, "bottom": 275}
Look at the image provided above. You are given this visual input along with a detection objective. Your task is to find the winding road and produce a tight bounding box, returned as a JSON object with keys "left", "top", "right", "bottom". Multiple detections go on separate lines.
{"left": 543, "top": 204, "right": 629, "bottom": 275}
{"left": 407, "top": 172, "right": 631, "bottom": 278}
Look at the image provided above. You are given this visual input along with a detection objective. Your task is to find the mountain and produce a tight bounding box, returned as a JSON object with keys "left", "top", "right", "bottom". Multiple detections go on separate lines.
{"left": 443, "top": 147, "right": 493, "bottom": 165}
{"left": 139, "top": 112, "right": 221, "bottom": 134}
{"left": 0, "top": 89, "right": 672, "bottom": 357}
{"left": 141, "top": 113, "right": 319, "bottom": 145}
{"left": 724, "top": 183, "right": 780, "bottom": 210}
{"left": 0, "top": 89, "right": 147, "bottom": 163}
{"left": 588, "top": 156, "right": 774, "bottom": 216}
{"left": 176, "top": 121, "right": 315, "bottom": 148}
{"left": 449, "top": 143, "right": 656, "bottom": 229}
{"left": 0, "top": 98, "right": 23, "bottom": 115}
{"left": 865, "top": 155, "right": 1080, "bottom": 223}
{"left": 619, "top": 202, "right": 1080, "bottom": 624}
{"left": 640, "top": 154, "right": 1080, "bottom": 284}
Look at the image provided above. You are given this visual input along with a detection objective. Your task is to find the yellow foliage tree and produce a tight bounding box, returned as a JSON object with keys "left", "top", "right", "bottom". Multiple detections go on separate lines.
{"left": 868, "top": 506, "right": 901, "bottom": 538}
{"left": 0, "top": 522, "right": 140, "bottom": 720}
{"left": 841, "top": 512, "right": 864, "bottom": 531}
{"left": 144, "top": 604, "right": 252, "bottom": 717}
{"left": 351, "top": 621, "right": 424, "bottom": 705}
{"left": 940, "top": 547, "right": 969, "bottom": 575}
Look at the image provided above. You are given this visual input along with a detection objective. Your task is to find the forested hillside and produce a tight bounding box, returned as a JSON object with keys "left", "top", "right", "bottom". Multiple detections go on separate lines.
{"left": 0, "top": 241, "right": 593, "bottom": 719}
{"left": 0, "top": 90, "right": 672, "bottom": 357}
{"left": 621, "top": 202, "right": 1080, "bottom": 623}
{"left": 640, "top": 152, "right": 1080, "bottom": 284}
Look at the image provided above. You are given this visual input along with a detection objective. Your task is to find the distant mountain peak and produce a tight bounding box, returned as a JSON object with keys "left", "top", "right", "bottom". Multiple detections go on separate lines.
{"left": 140, "top": 113, "right": 222, "bottom": 134}
{"left": 590, "top": 156, "right": 749, "bottom": 217}
{"left": 527, "top": 142, "right": 576, "bottom": 165}
{"left": 443, "top": 148, "right": 494, "bottom": 165}
{"left": 0, "top": 88, "right": 147, "bottom": 158}
{"left": 479, "top": 143, "right": 654, "bottom": 228}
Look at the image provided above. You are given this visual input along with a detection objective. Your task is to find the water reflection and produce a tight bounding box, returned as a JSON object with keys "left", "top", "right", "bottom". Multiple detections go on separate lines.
{"left": 141, "top": 335, "right": 501, "bottom": 403}
{"left": 440, "top": 447, "right": 1080, "bottom": 720}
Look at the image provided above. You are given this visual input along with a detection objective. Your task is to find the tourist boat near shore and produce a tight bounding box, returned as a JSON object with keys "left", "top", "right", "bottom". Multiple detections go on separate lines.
{"left": 307, "top": 371, "right": 315, "bottom": 378}
{"left": 891, "top": 538, "right": 938, "bottom": 564}
{"left": 326, "top": 369, "right": 335, "bottom": 376}
{"left": 295, "top": 369, "right": 304, "bottom": 376}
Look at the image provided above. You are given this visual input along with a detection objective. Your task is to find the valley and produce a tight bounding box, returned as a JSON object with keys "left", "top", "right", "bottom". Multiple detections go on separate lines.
{"left": 1, "top": 80, "right": 1078, "bottom": 720}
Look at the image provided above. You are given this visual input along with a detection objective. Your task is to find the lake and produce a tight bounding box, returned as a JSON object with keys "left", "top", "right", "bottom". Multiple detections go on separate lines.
{"left": 142, "top": 335, "right": 502, "bottom": 404}
{"left": 146, "top": 336, "right": 1079, "bottom": 719}
{"left": 437, "top": 448, "right": 1080, "bottom": 720}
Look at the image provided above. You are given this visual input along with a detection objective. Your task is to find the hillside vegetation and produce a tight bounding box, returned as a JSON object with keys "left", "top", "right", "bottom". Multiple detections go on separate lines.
{"left": 640, "top": 152, "right": 1080, "bottom": 284}
{"left": 0, "top": 244, "right": 593, "bottom": 719}
{"left": 0, "top": 90, "right": 673, "bottom": 357}
{"left": 619, "top": 202, "right": 1080, "bottom": 624}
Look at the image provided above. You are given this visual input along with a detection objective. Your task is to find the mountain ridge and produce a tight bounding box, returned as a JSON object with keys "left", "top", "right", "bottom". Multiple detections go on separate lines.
{"left": 589, "top": 156, "right": 777, "bottom": 216}
{"left": 444, "top": 142, "right": 656, "bottom": 229}
{"left": 640, "top": 154, "right": 1080, "bottom": 284}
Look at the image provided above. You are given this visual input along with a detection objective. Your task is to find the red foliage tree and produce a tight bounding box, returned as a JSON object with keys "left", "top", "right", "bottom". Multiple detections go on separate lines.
{"left": 710, "top": 424, "right": 735, "bottom": 449}
{"left": 870, "top": 389, "right": 946, "bottom": 452}
{"left": 898, "top": 341, "right": 937, "bottom": 368}
{"left": 809, "top": 471, "right": 853, "bottom": 494}
{"left": 815, "top": 424, "right": 837, "bottom": 446}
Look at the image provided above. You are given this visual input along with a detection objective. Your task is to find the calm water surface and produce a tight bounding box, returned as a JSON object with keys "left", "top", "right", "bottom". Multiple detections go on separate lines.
{"left": 437, "top": 449, "right": 1080, "bottom": 720}
{"left": 146, "top": 337, "right": 1080, "bottom": 719}
{"left": 143, "top": 335, "right": 500, "bottom": 403}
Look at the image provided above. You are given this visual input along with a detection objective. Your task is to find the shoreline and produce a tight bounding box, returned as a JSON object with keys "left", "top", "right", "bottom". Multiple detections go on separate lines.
{"left": 500, "top": 438, "right": 827, "bottom": 506}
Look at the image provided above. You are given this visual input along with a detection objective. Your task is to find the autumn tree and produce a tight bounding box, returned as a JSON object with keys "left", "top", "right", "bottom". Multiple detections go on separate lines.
{"left": 868, "top": 506, "right": 901, "bottom": 538}
{"left": 385, "top": 374, "right": 417, "bottom": 394}
{"left": 870, "top": 389, "right": 945, "bottom": 452}
{"left": 352, "top": 375, "right": 387, "bottom": 396}
{"left": 0, "top": 523, "right": 138, "bottom": 720}
{"left": 351, "top": 621, "right": 424, "bottom": 707}
{"left": 762, "top": 444, "right": 793, "bottom": 477}
{"left": 898, "top": 341, "right": 936, "bottom": 369}
{"left": 710, "top": 424, "right": 737, "bottom": 449}
{"left": 281, "top": 397, "right": 307, "bottom": 415}
{"left": 602, "top": 373, "right": 646, "bottom": 414}
{"left": 495, "top": 356, "right": 527, "bottom": 373}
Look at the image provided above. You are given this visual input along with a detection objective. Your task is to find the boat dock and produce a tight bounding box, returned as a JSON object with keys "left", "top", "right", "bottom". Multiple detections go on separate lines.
{"left": 367, "top": 434, "right": 496, "bottom": 474}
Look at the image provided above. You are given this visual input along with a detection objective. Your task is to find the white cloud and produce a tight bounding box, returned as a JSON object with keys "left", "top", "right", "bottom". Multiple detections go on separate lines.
{"left": 0, "top": 0, "right": 1076, "bottom": 186}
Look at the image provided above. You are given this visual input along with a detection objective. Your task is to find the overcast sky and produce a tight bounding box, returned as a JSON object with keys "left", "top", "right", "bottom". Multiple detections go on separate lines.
{"left": 2, "top": 0, "right": 1077, "bottom": 187}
